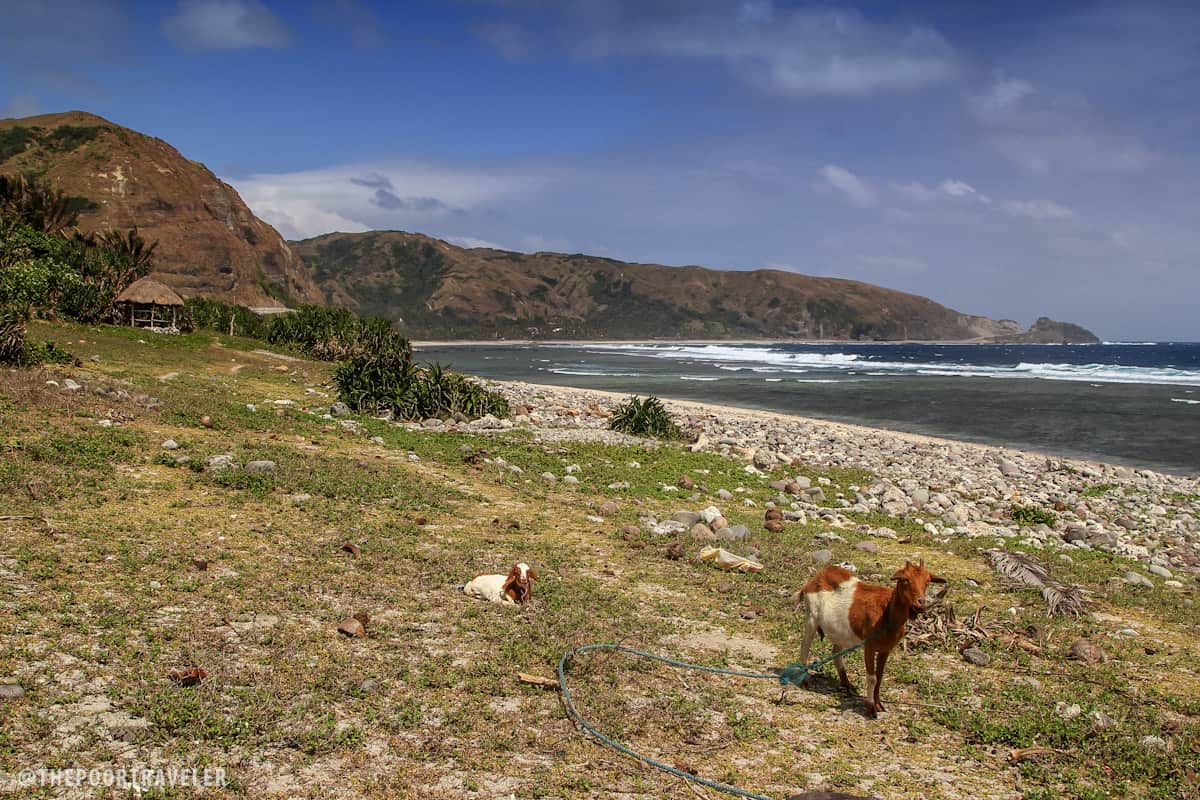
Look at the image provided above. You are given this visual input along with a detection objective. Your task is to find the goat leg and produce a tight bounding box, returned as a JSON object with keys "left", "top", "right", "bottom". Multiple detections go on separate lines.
{"left": 872, "top": 649, "right": 890, "bottom": 714}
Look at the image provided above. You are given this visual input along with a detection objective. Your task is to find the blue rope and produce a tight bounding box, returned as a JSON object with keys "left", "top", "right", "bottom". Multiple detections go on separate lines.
{"left": 556, "top": 640, "right": 871, "bottom": 800}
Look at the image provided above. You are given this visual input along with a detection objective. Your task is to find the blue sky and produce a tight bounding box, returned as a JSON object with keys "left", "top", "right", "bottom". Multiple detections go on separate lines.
{"left": 2, "top": 1, "right": 1199, "bottom": 339}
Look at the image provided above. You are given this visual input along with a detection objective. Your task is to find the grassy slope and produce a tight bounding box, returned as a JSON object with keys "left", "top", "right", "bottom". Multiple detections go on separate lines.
{"left": 0, "top": 321, "right": 1195, "bottom": 799}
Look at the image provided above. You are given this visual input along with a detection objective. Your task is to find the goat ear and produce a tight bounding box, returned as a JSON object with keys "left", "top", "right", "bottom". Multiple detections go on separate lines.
{"left": 527, "top": 567, "right": 537, "bottom": 582}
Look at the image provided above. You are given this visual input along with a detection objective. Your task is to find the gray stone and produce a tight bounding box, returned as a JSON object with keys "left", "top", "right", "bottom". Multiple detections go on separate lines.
{"left": 1091, "top": 710, "right": 1118, "bottom": 730}
{"left": 1056, "top": 703, "right": 1082, "bottom": 720}
{"left": 716, "top": 489, "right": 733, "bottom": 501}
{"left": 62, "top": 379, "right": 82, "bottom": 392}
{"left": 806, "top": 487, "right": 826, "bottom": 503}
{"left": 330, "top": 401, "right": 351, "bottom": 417}
{"left": 718, "top": 524, "right": 750, "bottom": 543}
{"left": 855, "top": 541, "right": 879, "bottom": 553}
{"left": 599, "top": 501, "right": 620, "bottom": 515}
{"left": 690, "top": 523, "right": 716, "bottom": 542}
{"left": 161, "top": 439, "right": 179, "bottom": 450}
{"left": 961, "top": 647, "right": 991, "bottom": 666}
{"left": 563, "top": 475, "right": 579, "bottom": 484}
{"left": 1148, "top": 564, "right": 1173, "bottom": 579}
{"left": 1140, "top": 735, "right": 1167, "bottom": 751}
{"left": 1066, "top": 639, "right": 1107, "bottom": 665}
{"left": 999, "top": 459, "right": 1021, "bottom": 477}
{"left": 204, "top": 454, "right": 238, "bottom": 473}
{"left": 808, "top": 549, "right": 833, "bottom": 564}
{"left": 0, "top": 684, "right": 24, "bottom": 700}
{"left": 540, "top": 472, "right": 556, "bottom": 483}
{"left": 672, "top": 511, "right": 702, "bottom": 527}
{"left": 881, "top": 500, "right": 910, "bottom": 517}
{"left": 244, "top": 460, "right": 276, "bottom": 474}
{"left": 1122, "top": 571, "right": 1154, "bottom": 589}
{"left": 360, "top": 678, "right": 381, "bottom": 693}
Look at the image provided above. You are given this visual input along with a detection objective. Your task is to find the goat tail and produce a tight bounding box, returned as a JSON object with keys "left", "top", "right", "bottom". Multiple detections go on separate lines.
{"left": 791, "top": 589, "right": 808, "bottom": 613}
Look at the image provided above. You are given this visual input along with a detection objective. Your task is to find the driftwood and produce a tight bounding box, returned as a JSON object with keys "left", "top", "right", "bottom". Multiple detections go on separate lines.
{"left": 905, "top": 604, "right": 992, "bottom": 651}
{"left": 1008, "top": 746, "right": 1068, "bottom": 764}
{"left": 517, "top": 672, "right": 560, "bottom": 689}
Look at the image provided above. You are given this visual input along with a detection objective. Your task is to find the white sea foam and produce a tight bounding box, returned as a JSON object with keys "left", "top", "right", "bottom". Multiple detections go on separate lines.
{"left": 1171, "top": 398, "right": 1200, "bottom": 405}
{"left": 545, "top": 368, "right": 643, "bottom": 377}
{"left": 584, "top": 343, "right": 1200, "bottom": 386}
{"left": 679, "top": 376, "right": 719, "bottom": 381}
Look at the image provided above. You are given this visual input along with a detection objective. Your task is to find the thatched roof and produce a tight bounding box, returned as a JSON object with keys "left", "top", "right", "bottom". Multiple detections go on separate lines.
{"left": 115, "top": 278, "right": 184, "bottom": 306}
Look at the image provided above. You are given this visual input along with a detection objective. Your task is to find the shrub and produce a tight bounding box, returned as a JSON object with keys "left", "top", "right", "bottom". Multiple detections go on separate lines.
{"left": 609, "top": 395, "right": 683, "bottom": 440}
{"left": 1011, "top": 505, "right": 1056, "bottom": 527}
{"left": 334, "top": 344, "right": 508, "bottom": 421}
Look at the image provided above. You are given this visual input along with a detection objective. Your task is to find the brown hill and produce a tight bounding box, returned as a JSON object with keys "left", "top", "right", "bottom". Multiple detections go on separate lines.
{"left": 293, "top": 230, "right": 1096, "bottom": 342}
{"left": 0, "top": 111, "right": 322, "bottom": 307}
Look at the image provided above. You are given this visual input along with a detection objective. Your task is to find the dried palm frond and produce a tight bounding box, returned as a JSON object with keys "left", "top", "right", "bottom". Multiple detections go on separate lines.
{"left": 984, "top": 549, "right": 1050, "bottom": 588}
{"left": 1040, "top": 583, "right": 1088, "bottom": 618}
{"left": 984, "top": 549, "right": 1089, "bottom": 617}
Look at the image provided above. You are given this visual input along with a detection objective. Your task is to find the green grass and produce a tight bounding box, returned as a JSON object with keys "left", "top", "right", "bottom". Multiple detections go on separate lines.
{"left": 0, "top": 320, "right": 1196, "bottom": 800}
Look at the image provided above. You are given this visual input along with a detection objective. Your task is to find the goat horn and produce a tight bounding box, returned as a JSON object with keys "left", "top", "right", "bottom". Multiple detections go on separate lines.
{"left": 918, "top": 558, "right": 925, "bottom": 567}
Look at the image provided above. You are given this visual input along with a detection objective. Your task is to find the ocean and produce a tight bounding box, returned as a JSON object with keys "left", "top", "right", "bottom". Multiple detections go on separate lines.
{"left": 413, "top": 341, "right": 1200, "bottom": 475}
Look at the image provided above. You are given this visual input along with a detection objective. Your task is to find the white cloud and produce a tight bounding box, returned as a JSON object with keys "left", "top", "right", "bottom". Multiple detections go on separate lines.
{"left": 820, "top": 164, "right": 878, "bottom": 208}
{"left": 971, "top": 75, "right": 1035, "bottom": 117}
{"left": 447, "top": 236, "right": 510, "bottom": 250}
{"left": 1003, "top": 199, "right": 1076, "bottom": 222}
{"left": 939, "top": 179, "right": 977, "bottom": 198}
{"left": 892, "top": 179, "right": 989, "bottom": 204}
{"left": 163, "top": 0, "right": 291, "bottom": 51}
{"left": 486, "top": 5, "right": 958, "bottom": 98}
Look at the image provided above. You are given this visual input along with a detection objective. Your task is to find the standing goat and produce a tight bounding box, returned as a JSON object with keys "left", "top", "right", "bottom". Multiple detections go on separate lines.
{"left": 795, "top": 560, "right": 945, "bottom": 716}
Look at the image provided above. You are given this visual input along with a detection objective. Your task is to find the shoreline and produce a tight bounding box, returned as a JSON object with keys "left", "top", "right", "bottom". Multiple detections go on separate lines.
{"left": 497, "top": 378, "right": 1200, "bottom": 479}
{"left": 449, "top": 377, "right": 1200, "bottom": 573}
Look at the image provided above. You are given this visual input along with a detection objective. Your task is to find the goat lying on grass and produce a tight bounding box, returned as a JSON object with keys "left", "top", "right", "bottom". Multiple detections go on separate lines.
{"left": 463, "top": 562, "right": 536, "bottom": 606}
{"left": 795, "top": 560, "right": 945, "bottom": 716}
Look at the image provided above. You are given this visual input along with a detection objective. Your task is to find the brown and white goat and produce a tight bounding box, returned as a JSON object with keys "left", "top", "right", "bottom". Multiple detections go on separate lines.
{"left": 796, "top": 560, "right": 945, "bottom": 716}
{"left": 463, "top": 562, "right": 536, "bottom": 606}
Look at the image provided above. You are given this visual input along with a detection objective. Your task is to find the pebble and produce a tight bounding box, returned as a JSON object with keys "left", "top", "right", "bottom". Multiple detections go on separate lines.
{"left": 563, "top": 475, "right": 579, "bottom": 484}
{"left": 599, "top": 501, "right": 619, "bottom": 514}
{"left": 161, "top": 439, "right": 179, "bottom": 450}
{"left": 808, "top": 549, "right": 833, "bottom": 564}
{"left": 961, "top": 647, "right": 991, "bottom": 666}
{"left": 0, "top": 684, "right": 24, "bottom": 700}
{"left": 360, "top": 678, "right": 381, "bottom": 693}
{"left": 855, "top": 541, "right": 879, "bottom": 553}
{"left": 245, "top": 460, "right": 277, "bottom": 474}
{"left": 330, "top": 402, "right": 351, "bottom": 417}
{"left": 205, "top": 454, "right": 238, "bottom": 472}
{"left": 1122, "top": 571, "right": 1154, "bottom": 589}
{"left": 1067, "top": 639, "right": 1107, "bottom": 664}
{"left": 540, "top": 472, "right": 556, "bottom": 483}
{"left": 1056, "top": 702, "right": 1082, "bottom": 720}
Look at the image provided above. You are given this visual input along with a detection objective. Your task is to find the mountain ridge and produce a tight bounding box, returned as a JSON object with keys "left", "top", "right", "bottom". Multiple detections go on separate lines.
{"left": 291, "top": 229, "right": 1098, "bottom": 343}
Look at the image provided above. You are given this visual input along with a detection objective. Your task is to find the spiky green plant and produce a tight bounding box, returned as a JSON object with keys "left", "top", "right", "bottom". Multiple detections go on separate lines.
{"left": 0, "top": 308, "right": 25, "bottom": 365}
{"left": 609, "top": 395, "right": 683, "bottom": 439}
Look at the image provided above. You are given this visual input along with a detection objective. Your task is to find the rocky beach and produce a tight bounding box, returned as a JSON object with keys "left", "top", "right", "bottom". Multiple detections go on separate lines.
{"left": 430, "top": 379, "right": 1200, "bottom": 586}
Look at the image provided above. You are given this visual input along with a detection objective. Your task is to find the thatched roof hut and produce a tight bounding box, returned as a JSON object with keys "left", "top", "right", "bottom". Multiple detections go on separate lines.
{"left": 115, "top": 278, "right": 184, "bottom": 328}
